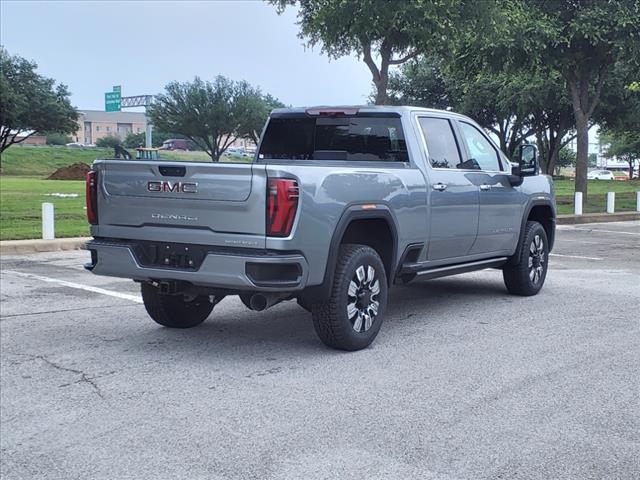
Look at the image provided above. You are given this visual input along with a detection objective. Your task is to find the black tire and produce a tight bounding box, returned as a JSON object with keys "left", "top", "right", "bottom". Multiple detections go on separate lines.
{"left": 311, "top": 244, "right": 388, "bottom": 351}
{"left": 502, "top": 221, "right": 549, "bottom": 296}
{"left": 141, "top": 282, "right": 214, "bottom": 328}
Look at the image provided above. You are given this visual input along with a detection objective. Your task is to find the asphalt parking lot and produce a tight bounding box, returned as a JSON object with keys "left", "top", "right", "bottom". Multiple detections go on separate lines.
{"left": 1, "top": 221, "right": 639, "bottom": 480}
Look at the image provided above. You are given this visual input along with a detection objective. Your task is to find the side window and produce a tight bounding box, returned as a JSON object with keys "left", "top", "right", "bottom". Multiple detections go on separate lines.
{"left": 458, "top": 122, "right": 502, "bottom": 171}
{"left": 418, "top": 117, "right": 462, "bottom": 169}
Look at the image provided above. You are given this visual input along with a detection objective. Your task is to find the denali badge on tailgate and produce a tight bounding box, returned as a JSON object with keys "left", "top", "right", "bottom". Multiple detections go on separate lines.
{"left": 147, "top": 181, "right": 198, "bottom": 193}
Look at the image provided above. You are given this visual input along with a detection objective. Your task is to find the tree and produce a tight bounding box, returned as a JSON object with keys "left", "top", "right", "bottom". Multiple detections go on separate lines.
{"left": 124, "top": 131, "right": 146, "bottom": 148}
{"left": 601, "top": 130, "right": 640, "bottom": 179}
{"left": 123, "top": 130, "right": 198, "bottom": 149}
{"left": 554, "top": 146, "right": 576, "bottom": 176}
{"left": 0, "top": 47, "right": 77, "bottom": 159}
{"left": 149, "top": 76, "right": 276, "bottom": 162}
{"left": 452, "top": 0, "right": 639, "bottom": 197}
{"left": 235, "top": 93, "right": 284, "bottom": 145}
{"left": 387, "top": 56, "right": 456, "bottom": 110}
{"left": 497, "top": 1, "right": 640, "bottom": 198}
{"left": 272, "top": 0, "right": 473, "bottom": 104}
{"left": 527, "top": 69, "right": 576, "bottom": 175}
{"left": 387, "top": 56, "right": 538, "bottom": 159}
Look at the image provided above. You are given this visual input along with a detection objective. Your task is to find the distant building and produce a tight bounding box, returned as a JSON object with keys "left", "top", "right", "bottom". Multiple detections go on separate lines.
{"left": 16, "top": 134, "right": 46, "bottom": 146}
{"left": 73, "top": 110, "right": 146, "bottom": 145}
{"left": 229, "top": 138, "right": 257, "bottom": 150}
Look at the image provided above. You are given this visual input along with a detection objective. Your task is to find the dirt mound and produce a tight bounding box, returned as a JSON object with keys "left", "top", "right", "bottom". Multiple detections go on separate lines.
{"left": 47, "top": 162, "right": 91, "bottom": 180}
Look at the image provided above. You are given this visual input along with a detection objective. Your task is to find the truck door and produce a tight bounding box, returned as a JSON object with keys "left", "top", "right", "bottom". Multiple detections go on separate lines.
{"left": 455, "top": 121, "right": 524, "bottom": 254}
{"left": 416, "top": 116, "right": 480, "bottom": 260}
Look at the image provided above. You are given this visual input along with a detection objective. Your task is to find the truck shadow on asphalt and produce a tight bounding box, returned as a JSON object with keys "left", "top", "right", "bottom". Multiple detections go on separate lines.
{"left": 122, "top": 275, "right": 513, "bottom": 356}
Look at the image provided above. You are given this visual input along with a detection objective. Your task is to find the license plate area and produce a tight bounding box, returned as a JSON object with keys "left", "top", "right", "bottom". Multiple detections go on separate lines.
{"left": 132, "top": 241, "right": 208, "bottom": 270}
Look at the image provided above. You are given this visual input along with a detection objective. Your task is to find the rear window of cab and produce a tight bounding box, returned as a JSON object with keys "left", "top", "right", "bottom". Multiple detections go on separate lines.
{"left": 258, "top": 116, "right": 408, "bottom": 162}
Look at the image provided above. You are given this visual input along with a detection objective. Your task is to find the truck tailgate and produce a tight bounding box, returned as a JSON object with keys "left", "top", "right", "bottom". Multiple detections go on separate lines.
{"left": 92, "top": 160, "right": 267, "bottom": 248}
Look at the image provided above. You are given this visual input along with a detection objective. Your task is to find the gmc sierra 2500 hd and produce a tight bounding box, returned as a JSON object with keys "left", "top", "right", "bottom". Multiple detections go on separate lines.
{"left": 85, "top": 106, "right": 556, "bottom": 351}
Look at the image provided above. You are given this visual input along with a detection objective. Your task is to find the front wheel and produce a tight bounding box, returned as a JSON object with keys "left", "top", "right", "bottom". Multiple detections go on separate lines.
{"left": 312, "top": 244, "right": 388, "bottom": 351}
{"left": 141, "top": 282, "right": 214, "bottom": 328}
{"left": 502, "top": 221, "right": 549, "bottom": 296}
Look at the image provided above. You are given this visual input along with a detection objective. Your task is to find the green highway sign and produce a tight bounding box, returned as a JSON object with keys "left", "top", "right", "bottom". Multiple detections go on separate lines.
{"left": 105, "top": 91, "right": 121, "bottom": 112}
{"left": 112, "top": 85, "right": 121, "bottom": 93}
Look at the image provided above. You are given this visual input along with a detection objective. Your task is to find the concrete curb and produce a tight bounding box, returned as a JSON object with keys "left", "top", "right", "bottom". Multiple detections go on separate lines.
{"left": 0, "top": 237, "right": 90, "bottom": 256}
{"left": 557, "top": 212, "right": 640, "bottom": 225}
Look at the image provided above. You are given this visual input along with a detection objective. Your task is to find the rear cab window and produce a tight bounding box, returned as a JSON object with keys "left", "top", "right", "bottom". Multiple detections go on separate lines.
{"left": 258, "top": 113, "right": 408, "bottom": 162}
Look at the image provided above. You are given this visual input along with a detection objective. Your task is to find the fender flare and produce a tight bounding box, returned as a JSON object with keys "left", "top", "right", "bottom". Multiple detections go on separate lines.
{"left": 510, "top": 199, "right": 556, "bottom": 264}
{"left": 300, "top": 204, "right": 399, "bottom": 302}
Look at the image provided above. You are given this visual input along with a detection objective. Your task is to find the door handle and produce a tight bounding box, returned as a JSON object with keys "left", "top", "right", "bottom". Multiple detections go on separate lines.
{"left": 432, "top": 183, "right": 448, "bottom": 191}
{"left": 480, "top": 184, "right": 492, "bottom": 191}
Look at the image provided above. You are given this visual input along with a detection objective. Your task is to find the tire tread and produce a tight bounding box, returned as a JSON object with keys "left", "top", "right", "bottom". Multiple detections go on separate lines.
{"left": 312, "top": 244, "right": 386, "bottom": 350}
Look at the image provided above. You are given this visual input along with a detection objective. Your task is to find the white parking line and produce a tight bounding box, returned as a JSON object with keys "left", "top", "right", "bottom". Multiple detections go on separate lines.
{"left": 549, "top": 253, "right": 604, "bottom": 261}
{"left": 4, "top": 270, "right": 142, "bottom": 303}
{"left": 560, "top": 226, "right": 640, "bottom": 236}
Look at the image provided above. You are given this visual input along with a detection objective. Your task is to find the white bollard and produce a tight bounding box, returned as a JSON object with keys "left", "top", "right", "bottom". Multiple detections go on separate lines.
{"left": 606, "top": 192, "right": 615, "bottom": 214}
{"left": 637, "top": 191, "right": 640, "bottom": 212}
{"left": 42, "top": 203, "right": 55, "bottom": 240}
{"left": 574, "top": 192, "right": 583, "bottom": 215}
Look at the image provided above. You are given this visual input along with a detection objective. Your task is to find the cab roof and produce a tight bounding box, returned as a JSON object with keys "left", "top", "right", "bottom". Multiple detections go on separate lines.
{"left": 270, "top": 105, "right": 467, "bottom": 119}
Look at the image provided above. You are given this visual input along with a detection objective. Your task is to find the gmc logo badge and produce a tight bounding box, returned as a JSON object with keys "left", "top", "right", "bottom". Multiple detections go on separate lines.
{"left": 147, "top": 181, "right": 198, "bottom": 193}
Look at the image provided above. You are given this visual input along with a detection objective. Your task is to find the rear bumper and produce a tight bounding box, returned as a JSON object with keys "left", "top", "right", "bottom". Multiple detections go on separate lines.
{"left": 85, "top": 239, "right": 309, "bottom": 292}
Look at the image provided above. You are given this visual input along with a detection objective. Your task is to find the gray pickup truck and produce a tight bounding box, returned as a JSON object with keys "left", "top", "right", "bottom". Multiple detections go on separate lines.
{"left": 85, "top": 106, "right": 555, "bottom": 350}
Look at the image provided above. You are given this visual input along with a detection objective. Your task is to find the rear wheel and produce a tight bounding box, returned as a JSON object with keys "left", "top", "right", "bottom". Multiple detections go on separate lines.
{"left": 502, "top": 221, "right": 549, "bottom": 296}
{"left": 141, "top": 282, "right": 214, "bottom": 328}
{"left": 312, "top": 244, "right": 387, "bottom": 351}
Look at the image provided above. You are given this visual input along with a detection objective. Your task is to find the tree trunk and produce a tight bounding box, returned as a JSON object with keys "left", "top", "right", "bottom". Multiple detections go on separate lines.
{"left": 360, "top": 37, "right": 393, "bottom": 105}
{"left": 547, "top": 136, "right": 562, "bottom": 177}
{"left": 566, "top": 65, "right": 610, "bottom": 199}
{"left": 374, "top": 74, "right": 389, "bottom": 105}
{"left": 535, "top": 132, "right": 548, "bottom": 174}
{"left": 574, "top": 114, "right": 589, "bottom": 197}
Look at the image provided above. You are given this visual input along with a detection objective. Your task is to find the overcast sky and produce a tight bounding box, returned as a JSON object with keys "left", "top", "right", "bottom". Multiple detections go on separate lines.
{"left": 1, "top": 0, "right": 372, "bottom": 111}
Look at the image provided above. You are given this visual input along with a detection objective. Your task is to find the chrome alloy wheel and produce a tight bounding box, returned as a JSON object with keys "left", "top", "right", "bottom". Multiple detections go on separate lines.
{"left": 528, "top": 234, "right": 545, "bottom": 284}
{"left": 347, "top": 265, "right": 380, "bottom": 333}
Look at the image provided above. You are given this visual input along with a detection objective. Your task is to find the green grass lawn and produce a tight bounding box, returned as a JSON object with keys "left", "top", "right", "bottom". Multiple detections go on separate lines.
{"left": 0, "top": 147, "right": 638, "bottom": 240}
{"left": 0, "top": 176, "right": 88, "bottom": 240}
{"left": 0, "top": 147, "right": 249, "bottom": 240}
{"left": 0, "top": 145, "right": 248, "bottom": 177}
{"left": 553, "top": 178, "right": 640, "bottom": 215}
{"left": 0, "top": 145, "right": 113, "bottom": 176}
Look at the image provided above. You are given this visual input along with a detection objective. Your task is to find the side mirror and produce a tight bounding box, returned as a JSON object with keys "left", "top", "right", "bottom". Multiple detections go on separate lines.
{"left": 517, "top": 144, "right": 538, "bottom": 176}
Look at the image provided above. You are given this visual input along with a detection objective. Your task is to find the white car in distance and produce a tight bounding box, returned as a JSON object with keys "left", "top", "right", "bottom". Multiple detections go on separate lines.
{"left": 587, "top": 170, "right": 615, "bottom": 180}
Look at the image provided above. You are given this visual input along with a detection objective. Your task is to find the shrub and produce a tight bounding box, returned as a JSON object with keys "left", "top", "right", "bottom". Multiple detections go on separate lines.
{"left": 95, "top": 135, "right": 121, "bottom": 148}
{"left": 46, "top": 133, "right": 72, "bottom": 145}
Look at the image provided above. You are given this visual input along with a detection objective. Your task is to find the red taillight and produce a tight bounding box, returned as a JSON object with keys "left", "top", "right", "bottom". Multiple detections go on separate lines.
{"left": 266, "top": 178, "right": 298, "bottom": 237}
{"left": 86, "top": 171, "right": 98, "bottom": 225}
